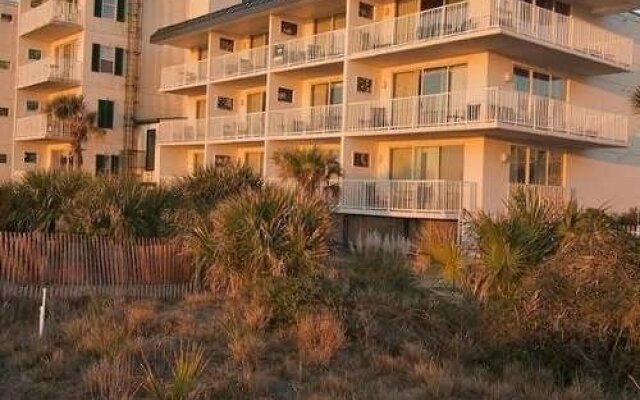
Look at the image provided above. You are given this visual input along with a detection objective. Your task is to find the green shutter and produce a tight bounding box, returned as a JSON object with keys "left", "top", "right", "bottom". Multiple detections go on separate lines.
{"left": 91, "top": 43, "right": 101, "bottom": 72}
{"left": 98, "top": 100, "right": 114, "bottom": 129}
{"left": 145, "top": 129, "right": 156, "bottom": 171}
{"left": 116, "top": 0, "right": 126, "bottom": 22}
{"left": 94, "top": 0, "right": 102, "bottom": 18}
{"left": 114, "top": 47, "right": 124, "bottom": 76}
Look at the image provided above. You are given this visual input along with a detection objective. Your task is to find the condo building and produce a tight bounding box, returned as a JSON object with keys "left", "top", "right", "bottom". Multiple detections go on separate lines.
{"left": 149, "top": 0, "right": 640, "bottom": 238}
{"left": 7, "top": 0, "right": 205, "bottom": 179}
{"left": 0, "top": 0, "right": 17, "bottom": 181}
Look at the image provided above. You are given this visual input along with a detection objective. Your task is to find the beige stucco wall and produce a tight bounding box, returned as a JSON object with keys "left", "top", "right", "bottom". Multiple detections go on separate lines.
{"left": 564, "top": 12, "right": 640, "bottom": 212}
{"left": 0, "top": 0, "right": 16, "bottom": 181}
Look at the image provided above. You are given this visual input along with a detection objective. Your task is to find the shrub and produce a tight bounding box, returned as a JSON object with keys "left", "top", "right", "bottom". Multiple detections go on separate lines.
{"left": 185, "top": 185, "right": 332, "bottom": 292}
{"left": 66, "top": 176, "right": 175, "bottom": 238}
{"left": 465, "top": 194, "right": 558, "bottom": 300}
{"left": 295, "top": 310, "right": 345, "bottom": 366}
{"left": 273, "top": 146, "right": 341, "bottom": 197}
{"left": 173, "top": 164, "right": 262, "bottom": 216}
{"left": 6, "top": 170, "right": 90, "bottom": 233}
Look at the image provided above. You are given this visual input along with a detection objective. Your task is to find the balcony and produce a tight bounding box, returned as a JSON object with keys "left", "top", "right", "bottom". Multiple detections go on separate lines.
{"left": 19, "top": 0, "right": 82, "bottom": 41}
{"left": 339, "top": 180, "right": 477, "bottom": 218}
{"left": 271, "top": 30, "right": 346, "bottom": 71}
{"left": 349, "top": 0, "right": 633, "bottom": 74}
{"left": 212, "top": 46, "right": 268, "bottom": 82}
{"left": 15, "top": 114, "right": 73, "bottom": 142}
{"left": 508, "top": 183, "right": 573, "bottom": 209}
{"left": 159, "top": 60, "right": 208, "bottom": 94}
{"left": 158, "top": 119, "right": 207, "bottom": 144}
{"left": 346, "top": 88, "right": 628, "bottom": 147}
{"left": 209, "top": 113, "right": 266, "bottom": 142}
{"left": 269, "top": 105, "right": 343, "bottom": 138}
{"left": 17, "top": 59, "right": 82, "bottom": 92}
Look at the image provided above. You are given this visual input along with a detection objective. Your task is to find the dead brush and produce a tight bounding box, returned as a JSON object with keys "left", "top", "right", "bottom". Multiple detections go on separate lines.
{"left": 295, "top": 310, "right": 345, "bottom": 366}
{"left": 84, "top": 355, "right": 140, "bottom": 400}
{"left": 221, "top": 311, "right": 266, "bottom": 372}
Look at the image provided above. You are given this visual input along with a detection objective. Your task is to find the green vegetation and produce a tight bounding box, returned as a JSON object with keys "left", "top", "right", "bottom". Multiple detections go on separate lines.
{"left": 47, "top": 95, "right": 105, "bottom": 170}
{"left": 0, "top": 149, "right": 639, "bottom": 398}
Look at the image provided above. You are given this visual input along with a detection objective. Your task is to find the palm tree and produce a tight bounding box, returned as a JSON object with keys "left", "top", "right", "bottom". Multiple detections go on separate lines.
{"left": 273, "top": 146, "right": 342, "bottom": 195}
{"left": 47, "top": 95, "right": 104, "bottom": 170}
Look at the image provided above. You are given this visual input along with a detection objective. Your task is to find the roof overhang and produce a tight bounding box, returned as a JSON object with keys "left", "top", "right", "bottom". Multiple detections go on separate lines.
{"left": 150, "top": 0, "right": 297, "bottom": 48}
{"left": 567, "top": 0, "right": 640, "bottom": 14}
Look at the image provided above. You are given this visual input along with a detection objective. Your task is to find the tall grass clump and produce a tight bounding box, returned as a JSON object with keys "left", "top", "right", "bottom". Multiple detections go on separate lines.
{"left": 348, "top": 232, "right": 414, "bottom": 291}
{"left": 142, "top": 343, "right": 209, "bottom": 400}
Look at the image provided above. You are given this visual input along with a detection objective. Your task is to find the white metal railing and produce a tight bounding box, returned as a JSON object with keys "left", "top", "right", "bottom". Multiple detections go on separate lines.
{"left": 209, "top": 112, "right": 266, "bottom": 141}
{"left": 508, "top": 183, "right": 571, "bottom": 208}
{"left": 340, "top": 180, "right": 477, "bottom": 215}
{"left": 19, "top": 0, "right": 81, "bottom": 37}
{"left": 269, "top": 104, "right": 343, "bottom": 137}
{"left": 160, "top": 60, "right": 209, "bottom": 91}
{"left": 346, "top": 87, "right": 628, "bottom": 145}
{"left": 212, "top": 46, "right": 268, "bottom": 81}
{"left": 350, "top": 0, "right": 632, "bottom": 68}
{"left": 15, "top": 113, "right": 74, "bottom": 140}
{"left": 271, "top": 29, "right": 346, "bottom": 69}
{"left": 17, "top": 58, "right": 82, "bottom": 88}
{"left": 157, "top": 119, "right": 207, "bottom": 143}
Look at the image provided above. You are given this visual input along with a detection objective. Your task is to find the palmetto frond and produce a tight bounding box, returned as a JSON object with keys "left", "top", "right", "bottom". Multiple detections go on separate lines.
{"left": 633, "top": 86, "right": 640, "bottom": 112}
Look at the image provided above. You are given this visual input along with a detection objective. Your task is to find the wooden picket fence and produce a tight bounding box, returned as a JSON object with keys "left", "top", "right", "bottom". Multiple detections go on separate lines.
{"left": 0, "top": 232, "right": 196, "bottom": 299}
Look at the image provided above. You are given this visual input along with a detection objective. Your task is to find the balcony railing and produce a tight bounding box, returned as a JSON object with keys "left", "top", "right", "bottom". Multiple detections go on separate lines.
{"left": 271, "top": 29, "right": 346, "bottom": 70}
{"left": 15, "top": 113, "right": 73, "bottom": 141}
{"left": 19, "top": 0, "right": 81, "bottom": 38}
{"left": 212, "top": 46, "right": 268, "bottom": 81}
{"left": 340, "top": 180, "right": 477, "bottom": 215}
{"left": 209, "top": 112, "right": 266, "bottom": 141}
{"left": 350, "top": 0, "right": 633, "bottom": 69}
{"left": 508, "top": 183, "right": 572, "bottom": 208}
{"left": 269, "top": 104, "right": 343, "bottom": 137}
{"left": 160, "top": 60, "right": 209, "bottom": 91}
{"left": 346, "top": 87, "right": 628, "bottom": 145}
{"left": 17, "top": 58, "right": 82, "bottom": 88}
{"left": 158, "top": 119, "right": 207, "bottom": 143}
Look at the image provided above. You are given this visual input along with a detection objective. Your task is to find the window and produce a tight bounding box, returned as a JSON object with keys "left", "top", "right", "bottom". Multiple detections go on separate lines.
{"left": 91, "top": 44, "right": 124, "bottom": 75}
{"left": 0, "top": 107, "right": 8, "bottom": 117}
{"left": 97, "top": 99, "right": 115, "bottom": 129}
{"left": 0, "top": 60, "right": 10, "bottom": 70}
{"left": 389, "top": 145, "right": 464, "bottom": 181}
{"left": 24, "top": 152, "right": 37, "bottom": 164}
{"left": 95, "top": 0, "right": 126, "bottom": 22}
{"left": 28, "top": 49, "right": 42, "bottom": 61}
{"left": 145, "top": 129, "right": 156, "bottom": 171}
{"left": 100, "top": 45, "right": 114, "bottom": 73}
{"left": 0, "top": 154, "right": 7, "bottom": 164}
{"left": 1, "top": 13, "right": 12, "bottom": 23}
{"left": 509, "top": 145, "right": 564, "bottom": 186}
{"left": 513, "top": 66, "right": 566, "bottom": 100}
{"left": 95, "top": 154, "right": 120, "bottom": 175}
{"left": 26, "top": 100, "right": 39, "bottom": 112}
